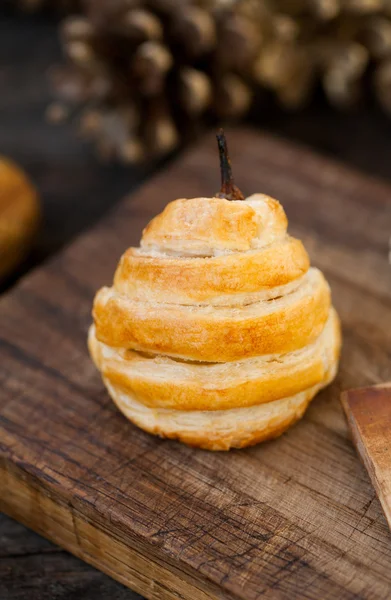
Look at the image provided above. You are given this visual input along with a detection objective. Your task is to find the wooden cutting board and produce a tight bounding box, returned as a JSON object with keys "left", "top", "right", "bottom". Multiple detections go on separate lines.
{"left": 342, "top": 385, "right": 391, "bottom": 531}
{"left": 1, "top": 128, "right": 391, "bottom": 600}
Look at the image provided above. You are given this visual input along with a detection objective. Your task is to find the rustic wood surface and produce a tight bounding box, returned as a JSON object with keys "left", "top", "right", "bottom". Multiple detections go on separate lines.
{"left": 342, "top": 385, "right": 391, "bottom": 531}
{"left": 0, "top": 512, "right": 142, "bottom": 600}
{"left": 0, "top": 12, "right": 146, "bottom": 598}
{"left": 4, "top": 8, "right": 391, "bottom": 599}
{"left": 1, "top": 127, "right": 391, "bottom": 600}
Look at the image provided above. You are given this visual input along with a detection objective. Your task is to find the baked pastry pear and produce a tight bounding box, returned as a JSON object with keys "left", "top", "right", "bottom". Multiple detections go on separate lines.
{"left": 89, "top": 131, "right": 341, "bottom": 450}
{"left": 0, "top": 157, "right": 39, "bottom": 282}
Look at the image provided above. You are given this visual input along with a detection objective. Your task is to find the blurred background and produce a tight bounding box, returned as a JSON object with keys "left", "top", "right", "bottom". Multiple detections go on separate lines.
{"left": 3, "top": 1, "right": 391, "bottom": 294}
{"left": 2, "top": 1, "right": 391, "bottom": 598}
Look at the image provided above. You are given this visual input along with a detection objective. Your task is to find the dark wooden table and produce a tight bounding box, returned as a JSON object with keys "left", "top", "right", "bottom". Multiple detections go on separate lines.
{"left": 3, "top": 8, "right": 391, "bottom": 600}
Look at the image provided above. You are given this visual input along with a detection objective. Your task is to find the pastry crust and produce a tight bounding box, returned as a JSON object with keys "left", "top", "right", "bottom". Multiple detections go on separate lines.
{"left": 0, "top": 157, "right": 39, "bottom": 279}
{"left": 94, "top": 267, "right": 330, "bottom": 361}
{"left": 90, "top": 193, "right": 341, "bottom": 449}
{"left": 114, "top": 236, "right": 309, "bottom": 306}
{"left": 101, "top": 365, "right": 338, "bottom": 451}
{"left": 141, "top": 194, "right": 288, "bottom": 255}
{"left": 89, "top": 308, "right": 340, "bottom": 412}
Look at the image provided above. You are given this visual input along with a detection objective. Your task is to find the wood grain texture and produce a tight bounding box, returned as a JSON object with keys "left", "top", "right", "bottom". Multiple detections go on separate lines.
{"left": 341, "top": 385, "right": 391, "bottom": 529}
{"left": 0, "top": 515, "right": 142, "bottom": 600}
{"left": 1, "top": 128, "right": 391, "bottom": 600}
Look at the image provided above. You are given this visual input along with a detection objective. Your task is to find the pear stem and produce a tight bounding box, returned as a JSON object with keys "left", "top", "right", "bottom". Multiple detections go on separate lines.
{"left": 216, "top": 129, "right": 244, "bottom": 200}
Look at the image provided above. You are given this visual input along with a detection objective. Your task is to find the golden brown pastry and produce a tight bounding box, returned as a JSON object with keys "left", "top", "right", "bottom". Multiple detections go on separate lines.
{"left": 89, "top": 131, "right": 341, "bottom": 450}
{"left": 0, "top": 157, "right": 39, "bottom": 281}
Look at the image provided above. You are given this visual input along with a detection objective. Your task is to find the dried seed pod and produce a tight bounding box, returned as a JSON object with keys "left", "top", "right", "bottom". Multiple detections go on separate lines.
{"left": 61, "top": 16, "right": 94, "bottom": 43}
{"left": 142, "top": 99, "right": 179, "bottom": 157}
{"left": 85, "top": 0, "right": 143, "bottom": 30}
{"left": 365, "top": 17, "right": 391, "bottom": 58}
{"left": 310, "top": 0, "right": 340, "bottom": 20}
{"left": 323, "top": 69, "right": 361, "bottom": 106}
{"left": 170, "top": 6, "right": 216, "bottom": 57}
{"left": 148, "top": 117, "right": 179, "bottom": 156}
{"left": 323, "top": 42, "right": 368, "bottom": 106}
{"left": 216, "top": 13, "right": 261, "bottom": 70}
{"left": 278, "top": 55, "right": 315, "bottom": 108}
{"left": 65, "top": 41, "right": 96, "bottom": 66}
{"left": 215, "top": 74, "right": 253, "bottom": 118}
{"left": 178, "top": 68, "right": 212, "bottom": 115}
{"left": 50, "top": 66, "right": 92, "bottom": 104}
{"left": 122, "top": 9, "right": 164, "bottom": 41}
{"left": 51, "top": 65, "right": 111, "bottom": 104}
{"left": 253, "top": 42, "right": 302, "bottom": 90}
{"left": 91, "top": 104, "right": 143, "bottom": 163}
{"left": 132, "top": 41, "right": 173, "bottom": 96}
{"left": 344, "top": 0, "right": 383, "bottom": 13}
{"left": 272, "top": 14, "right": 299, "bottom": 41}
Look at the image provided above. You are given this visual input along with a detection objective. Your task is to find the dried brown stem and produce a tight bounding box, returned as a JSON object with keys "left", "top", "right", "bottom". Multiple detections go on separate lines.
{"left": 216, "top": 129, "right": 244, "bottom": 200}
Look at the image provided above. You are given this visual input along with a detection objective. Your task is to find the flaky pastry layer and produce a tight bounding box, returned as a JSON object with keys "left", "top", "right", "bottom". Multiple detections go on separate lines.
{"left": 94, "top": 267, "right": 330, "bottom": 361}
{"left": 115, "top": 237, "right": 309, "bottom": 306}
{"left": 141, "top": 194, "right": 288, "bottom": 255}
{"left": 102, "top": 359, "right": 338, "bottom": 450}
{"left": 89, "top": 308, "right": 340, "bottom": 411}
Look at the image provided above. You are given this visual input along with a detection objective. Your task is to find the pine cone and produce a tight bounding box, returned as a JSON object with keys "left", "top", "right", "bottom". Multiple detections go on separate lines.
{"left": 49, "top": 0, "right": 260, "bottom": 163}
{"left": 47, "top": 0, "right": 391, "bottom": 163}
